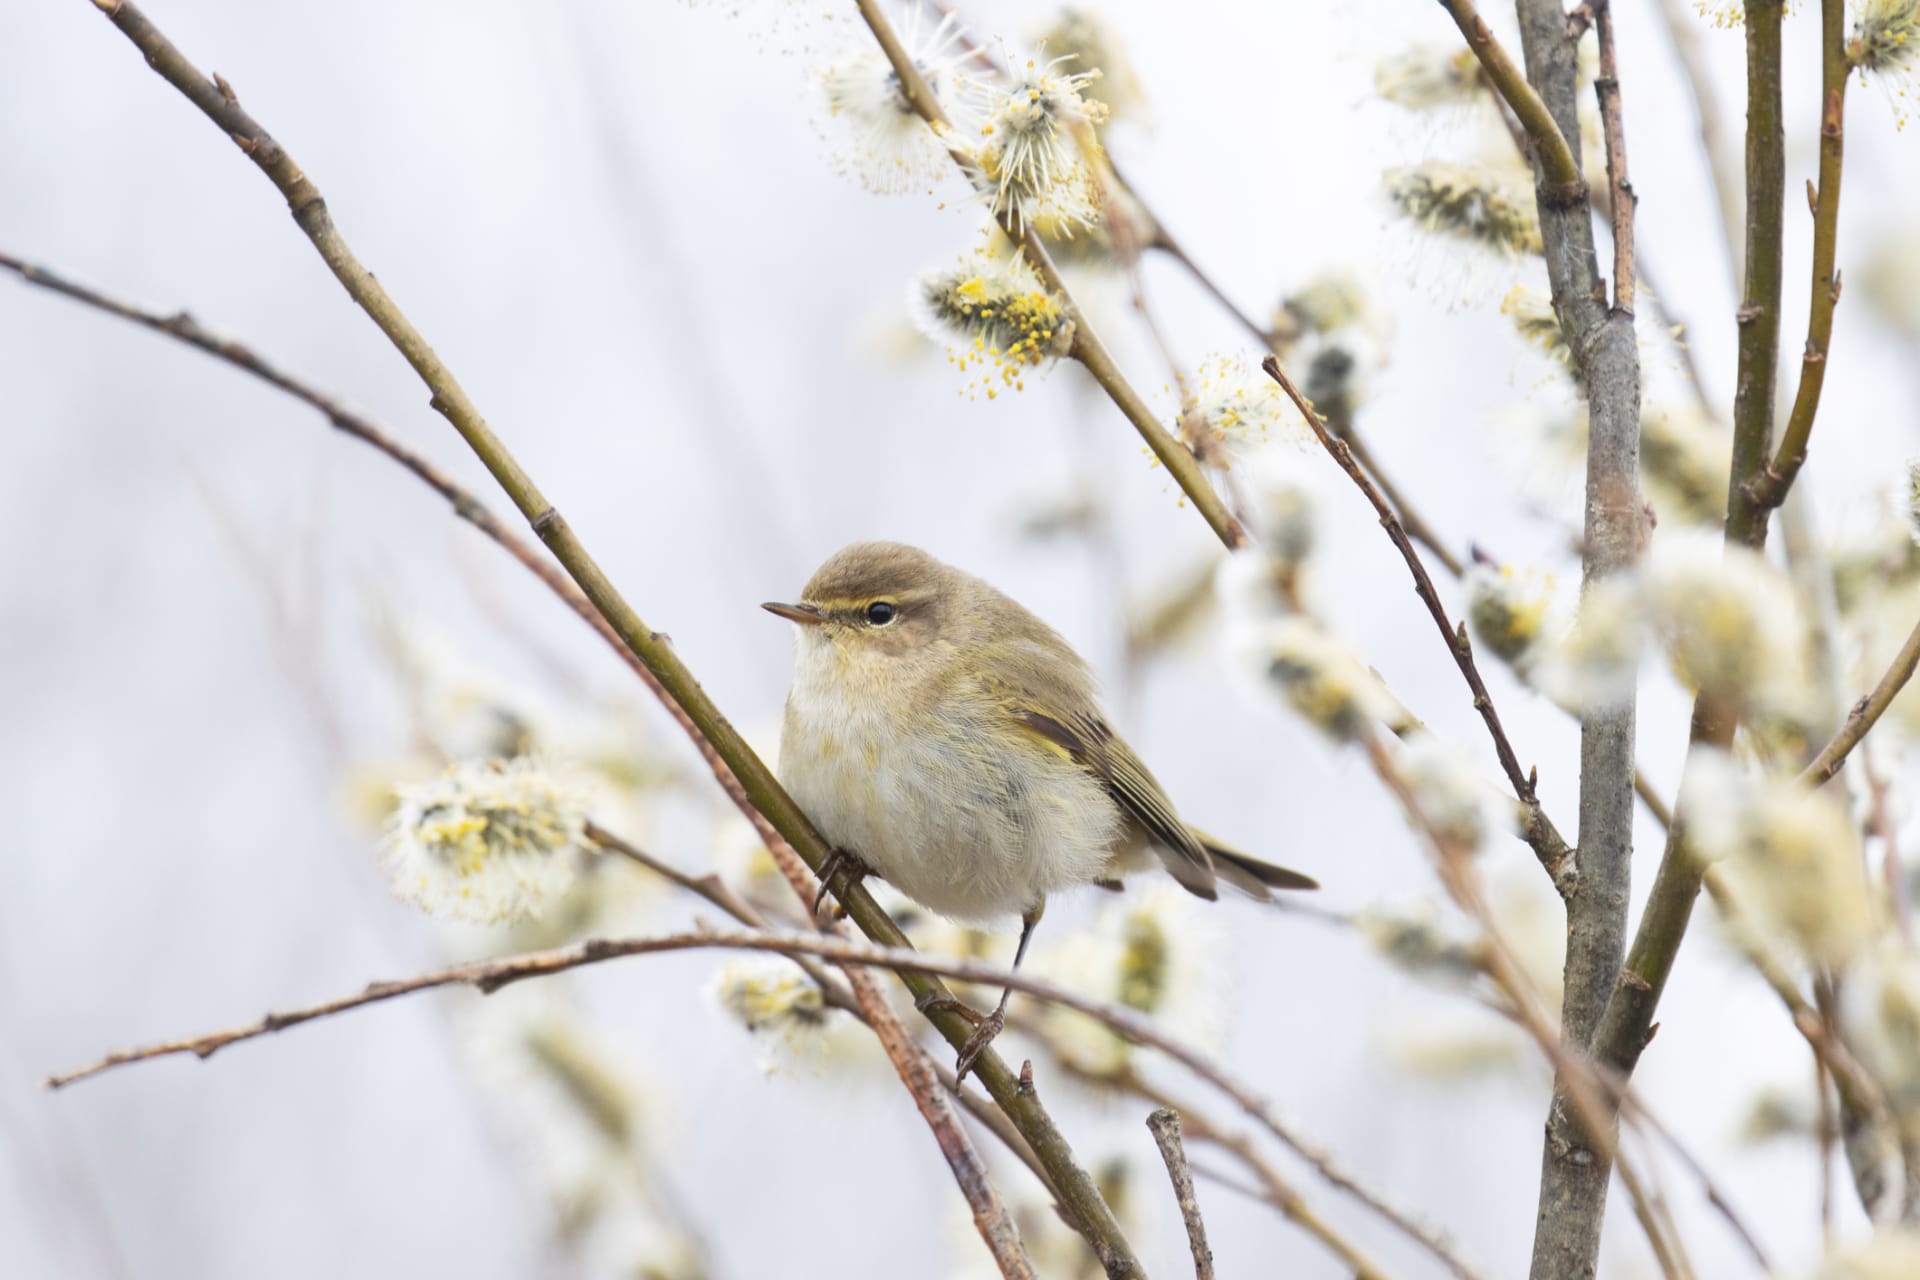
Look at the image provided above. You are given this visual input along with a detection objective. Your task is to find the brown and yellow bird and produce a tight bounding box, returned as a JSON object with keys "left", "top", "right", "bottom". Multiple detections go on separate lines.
{"left": 765, "top": 542, "right": 1316, "bottom": 1072}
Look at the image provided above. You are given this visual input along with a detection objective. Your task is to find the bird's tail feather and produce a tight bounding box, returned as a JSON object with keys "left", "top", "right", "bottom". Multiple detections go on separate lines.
{"left": 1190, "top": 828, "right": 1318, "bottom": 900}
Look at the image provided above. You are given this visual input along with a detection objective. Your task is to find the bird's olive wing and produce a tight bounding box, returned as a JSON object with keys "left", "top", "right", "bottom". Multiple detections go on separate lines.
{"left": 1002, "top": 701, "right": 1219, "bottom": 901}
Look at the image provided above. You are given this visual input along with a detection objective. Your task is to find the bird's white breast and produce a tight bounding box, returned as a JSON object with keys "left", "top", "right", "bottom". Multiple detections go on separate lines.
{"left": 776, "top": 634, "right": 1119, "bottom": 924}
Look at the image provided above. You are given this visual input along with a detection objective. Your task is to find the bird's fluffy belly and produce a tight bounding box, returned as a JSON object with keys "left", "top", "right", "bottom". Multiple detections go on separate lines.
{"left": 779, "top": 699, "right": 1121, "bottom": 923}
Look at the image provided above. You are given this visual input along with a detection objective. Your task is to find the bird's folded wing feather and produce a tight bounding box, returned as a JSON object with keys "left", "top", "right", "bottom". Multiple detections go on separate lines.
{"left": 994, "top": 689, "right": 1219, "bottom": 900}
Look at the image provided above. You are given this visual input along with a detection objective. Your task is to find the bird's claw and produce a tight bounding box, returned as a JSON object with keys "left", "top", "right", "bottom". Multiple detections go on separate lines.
{"left": 811, "top": 847, "right": 870, "bottom": 918}
{"left": 953, "top": 1007, "right": 1006, "bottom": 1084}
{"left": 913, "top": 992, "right": 1006, "bottom": 1084}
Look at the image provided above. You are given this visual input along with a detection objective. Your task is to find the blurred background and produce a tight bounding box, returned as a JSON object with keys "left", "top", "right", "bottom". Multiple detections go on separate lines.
{"left": 4, "top": 1, "right": 1919, "bottom": 1276}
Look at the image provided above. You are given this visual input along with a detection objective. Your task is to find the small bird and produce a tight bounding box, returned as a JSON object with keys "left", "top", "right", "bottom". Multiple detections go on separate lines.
{"left": 764, "top": 542, "right": 1316, "bottom": 1077}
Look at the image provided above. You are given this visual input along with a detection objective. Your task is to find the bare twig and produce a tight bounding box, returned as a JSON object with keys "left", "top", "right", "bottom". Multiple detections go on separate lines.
{"left": 1103, "top": 1066, "right": 1402, "bottom": 1280}
{"left": 848, "top": 960, "right": 1035, "bottom": 1279}
{"left": 1261, "top": 356, "right": 1575, "bottom": 893}
{"left": 1356, "top": 734, "right": 1702, "bottom": 1279}
{"left": 1591, "top": 0, "right": 1637, "bottom": 313}
{"left": 586, "top": 826, "right": 1034, "bottom": 1278}
{"left": 1800, "top": 613, "right": 1920, "bottom": 789}
{"left": 79, "top": 4, "right": 1140, "bottom": 1269}
{"left": 50, "top": 921, "right": 1473, "bottom": 1276}
{"left": 1139, "top": 184, "right": 1463, "bottom": 575}
{"left": 1146, "top": 1110, "right": 1213, "bottom": 1280}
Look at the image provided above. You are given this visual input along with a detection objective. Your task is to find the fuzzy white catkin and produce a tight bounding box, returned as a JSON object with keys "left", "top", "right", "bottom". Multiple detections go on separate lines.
{"left": 814, "top": 12, "right": 968, "bottom": 194}
{"left": 969, "top": 58, "right": 1109, "bottom": 231}
{"left": 1809, "top": 1227, "right": 1920, "bottom": 1279}
{"left": 383, "top": 757, "right": 589, "bottom": 924}
{"left": 1684, "top": 751, "right": 1871, "bottom": 966}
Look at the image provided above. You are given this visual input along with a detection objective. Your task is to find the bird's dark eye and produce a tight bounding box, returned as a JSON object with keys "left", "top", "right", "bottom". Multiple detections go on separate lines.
{"left": 866, "top": 601, "right": 898, "bottom": 626}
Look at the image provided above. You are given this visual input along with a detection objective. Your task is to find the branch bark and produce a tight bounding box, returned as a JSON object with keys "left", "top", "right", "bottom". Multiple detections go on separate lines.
{"left": 78, "top": 3, "right": 1138, "bottom": 1270}
{"left": 1146, "top": 1110, "right": 1214, "bottom": 1280}
{"left": 1498, "top": 2, "right": 1645, "bottom": 1274}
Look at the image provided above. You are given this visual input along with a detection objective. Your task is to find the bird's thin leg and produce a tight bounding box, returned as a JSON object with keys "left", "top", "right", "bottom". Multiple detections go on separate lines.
{"left": 811, "top": 846, "right": 872, "bottom": 918}
{"left": 932, "top": 902, "right": 1044, "bottom": 1085}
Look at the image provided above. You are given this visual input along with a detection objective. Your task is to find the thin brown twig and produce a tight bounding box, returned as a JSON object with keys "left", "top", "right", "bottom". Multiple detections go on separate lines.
{"left": 1261, "top": 356, "right": 1575, "bottom": 895}
{"left": 1591, "top": 0, "right": 1637, "bottom": 313}
{"left": 1146, "top": 1110, "right": 1213, "bottom": 1280}
{"left": 1800, "top": 613, "right": 1920, "bottom": 788}
{"left": 1364, "top": 734, "right": 1764, "bottom": 1275}
{"left": 846, "top": 957, "right": 1036, "bottom": 1278}
{"left": 585, "top": 826, "right": 1035, "bottom": 1276}
{"left": 48, "top": 921, "right": 1475, "bottom": 1279}
{"left": 1009, "top": 991, "right": 1406, "bottom": 1278}
{"left": 1140, "top": 192, "right": 1464, "bottom": 576}
{"left": 1355, "top": 735, "right": 1699, "bottom": 1280}
{"left": 1104, "top": 1066, "right": 1401, "bottom": 1280}
{"left": 77, "top": 4, "right": 1138, "bottom": 1267}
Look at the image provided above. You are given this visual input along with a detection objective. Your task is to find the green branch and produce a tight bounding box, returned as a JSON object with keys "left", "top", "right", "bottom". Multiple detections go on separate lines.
{"left": 1747, "top": 0, "right": 1850, "bottom": 510}
{"left": 1435, "top": 0, "right": 1587, "bottom": 202}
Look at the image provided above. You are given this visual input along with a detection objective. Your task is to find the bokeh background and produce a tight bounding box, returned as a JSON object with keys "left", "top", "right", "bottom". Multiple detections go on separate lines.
{"left": 5, "top": 1, "right": 1919, "bottom": 1276}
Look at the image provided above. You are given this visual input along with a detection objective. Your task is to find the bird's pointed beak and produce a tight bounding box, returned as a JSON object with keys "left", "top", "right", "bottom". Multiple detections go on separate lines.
{"left": 761, "top": 601, "right": 826, "bottom": 626}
